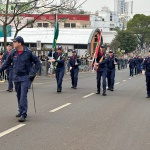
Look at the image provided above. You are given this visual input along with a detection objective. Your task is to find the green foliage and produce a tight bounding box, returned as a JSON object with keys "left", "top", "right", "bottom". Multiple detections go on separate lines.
{"left": 127, "top": 14, "right": 150, "bottom": 48}
{"left": 110, "top": 30, "right": 138, "bottom": 53}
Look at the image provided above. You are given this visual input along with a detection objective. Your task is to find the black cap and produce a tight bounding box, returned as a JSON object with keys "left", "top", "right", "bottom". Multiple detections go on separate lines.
{"left": 101, "top": 44, "right": 105, "bottom": 48}
{"left": 58, "top": 45, "right": 62, "bottom": 50}
{"left": 109, "top": 50, "right": 113, "bottom": 53}
{"left": 72, "top": 50, "right": 76, "bottom": 53}
{"left": 11, "top": 36, "right": 24, "bottom": 44}
{"left": 149, "top": 50, "right": 150, "bottom": 52}
{"left": 7, "top": 43, "right": 12, "bottom": 46}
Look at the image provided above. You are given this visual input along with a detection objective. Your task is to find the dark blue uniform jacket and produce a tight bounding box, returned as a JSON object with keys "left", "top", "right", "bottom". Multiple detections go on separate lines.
{"left": 96, "top": 53, "right": 107, "bottom": 72}
{"left": 128, "top": 59, "right": 135, "bottom": 68}
{"left": 69, "top": 56, "right": 81, "bottom": 69}
{"left": 0, "top": 46, "right": 40, "bottom": 82}
{"left": 2, "top": 51, "right": 13, "bottom": 70}
{"left": 142, "top": 57, "right": 150, "bottom": 76}
{"left": 107, "top": 56, "right": 117, "bottom": 70}
{"left": 53, "top": 52, "right": 65, "bottom": 70}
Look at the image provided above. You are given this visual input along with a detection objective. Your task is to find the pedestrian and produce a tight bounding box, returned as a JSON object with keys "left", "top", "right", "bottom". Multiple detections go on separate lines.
{"left": 117, "top": 57, "right": 121, "bottom": 70}
{"left": 52, "top": 46, "right": 65, "bottom": 93}
{"left": 0, "top": 36, "right": 40, "bottom": 122}
{"left": 107, "top": 50, "right": 117, "bottom": 91}
{"left": 142, "top": 50, "right": 150, "bottom": 98}
{"left": 128, "top": 57, "right": 135, "bottom": 77}
{"left": 95, "top": 45, "right": 107, "bottom": 96}
{"left": 2, "top": 43, "right": 14, "bottom": 92}
{"left": 0, "top": 52, "right": 3, "bottom": 80}
{"left": 69, "top": 50, "right": 81, "bottom": 89}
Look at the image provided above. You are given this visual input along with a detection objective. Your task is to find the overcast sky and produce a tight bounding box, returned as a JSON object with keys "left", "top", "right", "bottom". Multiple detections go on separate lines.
{"left": 82, "top": 0, "right": 150, "bottom": 15}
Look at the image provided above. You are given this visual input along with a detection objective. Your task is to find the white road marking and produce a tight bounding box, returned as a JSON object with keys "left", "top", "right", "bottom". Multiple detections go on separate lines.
{"left": 0, "top": 124, "right": 26, "bottom": 138}
{"left": 0, "top": 90, "right": 7, "bottom": 92}
{"left": 123, "top": 80, "right": 126, "bottom": 82}
{"left": 115, "top": 82, "right": 120, "bottom": 85}
{"left": 128, "top": 78, "right": 131, "bottom": 79}
{"left": 83, "top": 93, "right": 95, "bottom": 98}
{"left": 34, "top": 83, "right": 43, "bottom": 85}
{"left": 50, "top": 103, "right": 71, "bottom": 112}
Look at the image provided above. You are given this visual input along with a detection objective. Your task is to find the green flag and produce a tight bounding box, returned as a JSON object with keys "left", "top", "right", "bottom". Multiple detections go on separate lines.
{"left": 52, "top": 21, "right": 59, "bottom": 48}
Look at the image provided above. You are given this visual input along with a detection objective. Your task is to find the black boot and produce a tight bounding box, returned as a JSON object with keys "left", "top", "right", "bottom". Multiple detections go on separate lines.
{"left": 103, "top": 92, "right": 107, "bottom": 96}
{"left": 16, "top": 113, "right": 21, "bottom": 117}
{"left": 96, "top": 91, "right": 100, "bottom": 94}
{"left": 146, "top": 95, "right": 150, "bottom": 98}
{"left": 110, "top": 88, "right": 114, "bottom": 91}
{"left": 18, "top": 116, "right": 26, "bottom": 122}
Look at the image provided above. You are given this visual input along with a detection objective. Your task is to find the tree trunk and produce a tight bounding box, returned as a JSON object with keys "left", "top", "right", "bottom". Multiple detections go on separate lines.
{"left": 3, "top": 25, "right": 7, "bottom": 52}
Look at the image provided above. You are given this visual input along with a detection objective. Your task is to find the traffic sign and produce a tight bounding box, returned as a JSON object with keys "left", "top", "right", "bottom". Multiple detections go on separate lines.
{"left": 37, "top": 41, "right": 41, "bottom": 50}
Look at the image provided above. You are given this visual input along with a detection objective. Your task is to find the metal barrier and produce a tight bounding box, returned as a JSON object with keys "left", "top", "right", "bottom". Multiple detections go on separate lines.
{"left": 37, "top": 60, "right": 91, "bottom": 76}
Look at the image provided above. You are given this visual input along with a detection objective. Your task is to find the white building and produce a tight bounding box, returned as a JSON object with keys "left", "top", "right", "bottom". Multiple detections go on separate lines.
{"left": 90, "top": 7, "right": 123, "bottom": 32}
{"left": 114, "top": 0, "right": 125, "bottom": 15}
{"left": 114, "top": 0, "right": 133, "bottom": 17}
{"left": 114, "top": 0, "right": 133, "bottom": 29}
{"left": 124, "top": 1, "right": 133, "bottom": 16}
{"left": 0, "top": 28, "right": 116, "bottom": 55}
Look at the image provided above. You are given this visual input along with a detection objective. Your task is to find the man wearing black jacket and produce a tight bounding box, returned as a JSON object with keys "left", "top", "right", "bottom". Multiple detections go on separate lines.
{"left": 69, "top": 50, "right": 81, "bottom": 89}
{"left": 107, "top": 50, "right": 117, "bottom": 91}
{"left": 95, "top": 45, "right": 107, "bottom": 96}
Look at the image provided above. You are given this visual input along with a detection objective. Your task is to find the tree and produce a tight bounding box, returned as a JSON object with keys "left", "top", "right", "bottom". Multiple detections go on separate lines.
{"left": 0, "top": 0, "right": 86, "bottom": 50}
{"left": 110, "top": 30, "right": 138, "bottom": 53}
{"left": 127, "top": 14, "right": 150, "bottom": 49}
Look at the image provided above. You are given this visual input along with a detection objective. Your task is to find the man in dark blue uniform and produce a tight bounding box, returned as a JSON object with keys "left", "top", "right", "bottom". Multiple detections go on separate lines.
{"left": 52, "top": 46, "right": 65, "bottom": 93}
{"left": 69, "top": 50, "right": 81, "bottom": 89}
{"left": 107, "top": 50, "right": 117, "bottom": 91}
{"left": 2, "top": 43, "right": 13, "bottom": 92}
{"left": 142, "top": 50, "right": 150, "bottom": 98}
{"left": 128, "top": 57, "right": 135, "bottom": 77}
{"left": 0, "top": 36, "right": 40, "bottom": 122}
{"left": 95, "top": 45, "right": 107, "bottom": 96}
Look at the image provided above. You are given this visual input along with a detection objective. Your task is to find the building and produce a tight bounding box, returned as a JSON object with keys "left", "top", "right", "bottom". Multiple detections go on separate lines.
{"left": 0, "top": 28, "right": 116, "bottom": 56}
{"left": 124, "top": 1, "right": 133, "bottom": 16}
{"left": 114, "top": 0, "right": 133, "bottom": 16}
{"left": 114, "top": 0, "right": 133, "bottom": 29}
{"left": 90, "top": 7, "right": 123, "bottom": 31}
{"left": 0, "top": 13, "right": 90, "bottom": 31}
{"left": 114, "top": 0, "right": 125, "bottom": 15}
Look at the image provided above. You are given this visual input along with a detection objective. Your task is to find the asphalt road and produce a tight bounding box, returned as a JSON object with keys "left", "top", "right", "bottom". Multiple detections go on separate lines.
{"left": 0, "top": 68, "right": 150, "bottom": 150}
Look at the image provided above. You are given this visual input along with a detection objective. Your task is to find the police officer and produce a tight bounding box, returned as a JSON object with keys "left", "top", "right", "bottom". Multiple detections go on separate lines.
{"left": 2, "top": 43, "right": 13, "bottom": 92}
{"left": 52, "top": 46, "right": 65, "bottom": 92}
{"left": 95, "top": 45, "right": 107, "bottom": 96}
{"left": 0, "top": 36, "right": 40, "bottom": 122}
{"left": 128, "top": 57, "right": 135, "bottom": 77}
{"left": 107, "top": 50, "right": 117, "bottom": 91}
{"left": 69, "top": 50, "right": 81, "bottom": 89}
{"left": 142, "top": 50, "right": 150, "bottom": 98}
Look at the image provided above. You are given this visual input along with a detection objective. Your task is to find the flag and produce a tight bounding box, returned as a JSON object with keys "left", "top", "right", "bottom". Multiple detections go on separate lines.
{"left": 52, "top": 21, "right": 59, "bottom": 48}
{"left": 94, "top": 32, "right": 103, "bottom": 58}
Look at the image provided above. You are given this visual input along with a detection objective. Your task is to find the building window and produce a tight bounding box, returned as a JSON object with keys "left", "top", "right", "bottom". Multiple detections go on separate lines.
{"left": 71, "top": 23, "right": 76, "bottom": 28}
{"left": 37, "top": 23, "right": 42, "bottom": 27}
{"left": 64, "top": 23, "right": 70, "bottom": 28}
{"left": 11, "top": 6, "right": 14, "bottom": 11}
{"left": 74, "top": 44, "right": 87, "bottom": 49}
{"left": 110, "top": 24, "right": 114, "bottom": 27}
{"left": 43, "top": 23, "right": 49, "bottom": 28}
{"left": 102, "top": 18, "right": 105, "bottom": 21}
{"left": 82, "top": 24, "right": 87, "bottom": 28}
